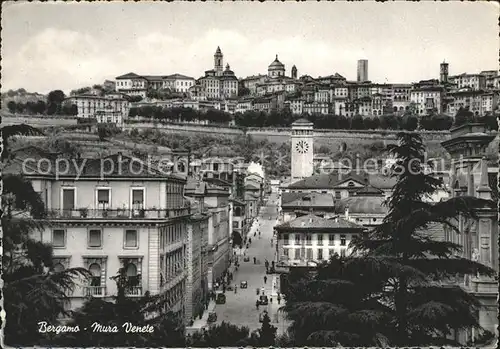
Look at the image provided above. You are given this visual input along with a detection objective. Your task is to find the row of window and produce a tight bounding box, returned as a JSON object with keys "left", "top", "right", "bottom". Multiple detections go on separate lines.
{"left": 283, "top": 233, "right": 348, "bottom": 246}
{"left": 52, "top": 228, "right": 139, "bottom": 249}
{"left": 62, "top": 187, "right": 145, "bottom": 211}
{"left": 160, "top": 223, "right": 185, "bottom": 249}
{"left": 283, "top": 247, "right": 348, "bottom": 259}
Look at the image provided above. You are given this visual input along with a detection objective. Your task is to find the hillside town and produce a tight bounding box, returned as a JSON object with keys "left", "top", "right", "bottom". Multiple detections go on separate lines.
{"left": 2, "top": 2, "right": 499, "bottom": 348}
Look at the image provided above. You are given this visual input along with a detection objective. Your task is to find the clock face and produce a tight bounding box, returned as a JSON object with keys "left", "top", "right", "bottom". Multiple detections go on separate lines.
{"left": 295, "top": 140, "right": 310, "bottom": 154}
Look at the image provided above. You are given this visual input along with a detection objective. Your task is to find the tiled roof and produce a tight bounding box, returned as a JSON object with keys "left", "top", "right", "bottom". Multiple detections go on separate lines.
{"left": 185, "top": 179, "right": 207, "bottom": 195}
{"left": 282, "top": 193, "right": 334, "bottom": 209}
{"left": 288, "top": 171, "right": 368, "bottom": 189}
{"left": 245, "top": 183, "right": 260, "bottom": 190}
{"left": 166, "top": 73, "right": 195, "bottom": 80}
{"left": 355, "top": 185, "right": 384, "bottom": 196}
{"left": 13, "top": 148, "right": 181, "bottom": 180}
{"left": 281, "top": 192, "right": 308, "bottom": 204}
{"left": 276, "top": 214, "right": 365, "bottom": 231}
{"left": 292, "top": 118, "right": 312, "bottom": 125}
{"left": 205, "top": 177, "right": 232, "bottom": 187}
{"left": 115, "top": 72, "right": 143, "bottom": 79}
{"left": 335, "top": 196, "right": 388, "bottom": 215}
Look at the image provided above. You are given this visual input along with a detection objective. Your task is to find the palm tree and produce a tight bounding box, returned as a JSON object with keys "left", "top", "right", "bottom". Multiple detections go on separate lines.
{"left": 284, "top": 132, "right": 496, "bottom": 346}
{"left": 1, "top": 124, "right": 90, "bottom": 346}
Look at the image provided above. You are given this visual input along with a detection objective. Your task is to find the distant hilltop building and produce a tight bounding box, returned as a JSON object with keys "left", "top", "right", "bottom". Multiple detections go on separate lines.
{"left": 111, "top": 49, "right": 499, "bottom": 118}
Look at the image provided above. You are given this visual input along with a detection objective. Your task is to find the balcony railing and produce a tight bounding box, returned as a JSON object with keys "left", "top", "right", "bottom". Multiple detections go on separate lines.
{"left": 125, "top": 286, "right": 143, "bottom": 297}
{"left": 47, "top": 207, "right": 190, "bottom": 220}
{"left": 84, "top": 286, "right": 106, "bottom": 297}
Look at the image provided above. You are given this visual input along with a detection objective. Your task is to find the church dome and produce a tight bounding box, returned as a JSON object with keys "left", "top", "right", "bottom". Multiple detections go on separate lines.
{"left": 268, "top": 55, "right": 285, "bottom": 70}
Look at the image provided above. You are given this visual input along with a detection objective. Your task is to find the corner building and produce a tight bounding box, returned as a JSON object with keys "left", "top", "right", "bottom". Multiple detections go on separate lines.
{"left": 12, "top": 148, "right": 190, "bottom": 318}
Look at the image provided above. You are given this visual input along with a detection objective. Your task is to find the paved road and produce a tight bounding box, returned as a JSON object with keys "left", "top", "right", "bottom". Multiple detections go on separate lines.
{"left": 213, "top": 193, "right": 288, "bottom": 334}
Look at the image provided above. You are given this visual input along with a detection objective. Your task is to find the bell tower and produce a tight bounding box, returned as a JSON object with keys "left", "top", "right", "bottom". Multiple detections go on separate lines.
{"left": 214, "top": 46, "right": 223, "bottom": 76}
{"left": 291, "top": 65, "right": 297, "bottom": 79}
{"left": 291, "top": 118, "right": 314, "bottom": 182}
{"left": 440, "top": 60, "right": 449, "bottom": 84}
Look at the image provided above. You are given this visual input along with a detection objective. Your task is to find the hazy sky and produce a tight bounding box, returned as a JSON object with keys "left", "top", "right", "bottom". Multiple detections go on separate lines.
{"left": 2, "top": 1, "right": 498, "bottom": 94}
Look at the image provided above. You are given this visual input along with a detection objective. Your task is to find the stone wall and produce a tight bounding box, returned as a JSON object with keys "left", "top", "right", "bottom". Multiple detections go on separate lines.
{"left": 122, "top": 121, "right": 451, "bottom": 148}
{"left": 2, "top": 116, "right": 78, "bottom": 127}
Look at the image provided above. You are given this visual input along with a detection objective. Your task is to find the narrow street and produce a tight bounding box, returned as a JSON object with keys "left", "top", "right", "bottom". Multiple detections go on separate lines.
{"left": 213, "top": 193, "right": 288, "bottom": 334}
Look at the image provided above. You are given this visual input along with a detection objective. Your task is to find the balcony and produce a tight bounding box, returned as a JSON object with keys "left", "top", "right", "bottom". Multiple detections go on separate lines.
{"left": 125, "top": 286, "right": 143, "bottom": 297}
{"left": 84, "top": 286, "right": 106, "bottom": 297}
{"left": 47, "top": 207, "right": 190, "bottom": 220}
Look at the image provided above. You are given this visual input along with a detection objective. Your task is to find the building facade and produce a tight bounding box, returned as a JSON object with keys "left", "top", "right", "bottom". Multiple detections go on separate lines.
{"left": 64, "top": 94, "right": 130, "bottom": 125}
{"left": 17, "top": 150, "right": 190, "bottom": 316}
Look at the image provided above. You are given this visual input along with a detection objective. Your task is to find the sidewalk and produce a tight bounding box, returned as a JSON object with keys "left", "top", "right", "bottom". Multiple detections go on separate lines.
{"left": 186, "top": 300, "right": 217, "bottom": 334}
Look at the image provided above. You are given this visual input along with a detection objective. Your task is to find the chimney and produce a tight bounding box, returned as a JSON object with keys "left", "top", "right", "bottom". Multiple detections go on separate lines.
{"left": 476, "top": 157, "right": 492, "bottom": 200}
{"left": 345, "top": 206, "right": 349, "bottom": 220}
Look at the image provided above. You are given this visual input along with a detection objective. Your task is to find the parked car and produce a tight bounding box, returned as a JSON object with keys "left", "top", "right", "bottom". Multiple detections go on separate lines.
{"left": 208, "top": 312, "right": 217, "bottom": 323}
{"left": 240, "top": 281, "right": 248, "bottom": 288}
{"left": 243, "top": 256, "right": 250, "bottom": 262}
{"left": 216, "top": 292, "right": 226, "bottom": 304}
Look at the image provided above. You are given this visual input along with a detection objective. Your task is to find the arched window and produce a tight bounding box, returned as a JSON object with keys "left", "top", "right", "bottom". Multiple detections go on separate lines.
{"left": 348, "top": 181, "right": 355, "bottom": 187}
{"left": 89, "top": 263, "right": 101, "bottom": 286}
{"left": 54, "top": 263, "right": 65, "bottom": 273}
{"left": 126, "top": 263, "right": 137, "bottom": 277}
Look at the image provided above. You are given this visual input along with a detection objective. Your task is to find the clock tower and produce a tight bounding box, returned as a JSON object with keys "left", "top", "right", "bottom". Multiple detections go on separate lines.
{"left": 291, "top": 118, "right": 314, "bottom": 182}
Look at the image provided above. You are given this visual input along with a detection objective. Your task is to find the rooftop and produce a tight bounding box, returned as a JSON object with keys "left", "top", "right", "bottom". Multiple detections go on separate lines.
{"left": 275, "top": 214, "right": 365, "bottom": 231}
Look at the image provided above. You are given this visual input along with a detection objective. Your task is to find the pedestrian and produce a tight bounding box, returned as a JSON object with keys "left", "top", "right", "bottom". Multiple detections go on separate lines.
{"left": 277, "top": 294, "right": 281, "bottom": 304}
{"left": 256, "top": 300, "right": 260, "bottom": 310}
{"left": 270, "top": 297, "right": 273, "bottom": 304}
{"left": 234, "top": 286, "right": 237, "bottom": 294}
{"left": 253, "top": 257, "right": 257, "bottom": 264}
{"left": 264, "top": 275, "right": 267, "bottom": 284}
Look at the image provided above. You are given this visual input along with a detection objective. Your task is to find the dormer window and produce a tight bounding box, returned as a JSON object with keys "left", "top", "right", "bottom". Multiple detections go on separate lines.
{"left": 348, "top": 181, "right": 355, "bottom": 187}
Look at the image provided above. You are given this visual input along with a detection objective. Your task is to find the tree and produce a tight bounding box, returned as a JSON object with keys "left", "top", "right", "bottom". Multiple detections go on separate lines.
{"left": 187, "top": 321, "right": 251, "bottom": 347}
{"left": 454, "top": 107, "right": 474, "bottom": 127}
{"left": 403, "top": 115, "right": 418, "bottom": 131}
{"left": 7, "top": 100, "right": 17, "bottom": 113}
{"left": 258, "top": 312, "right": 277, "bottom": 346}
{"left": 1, "top": 124, "right": 90, "bottom": 346}
{"left": 351, "top": 115, "right": 364, "bottom": 130}
{"left": 354, "top": 132, "right": 496, "bottom": 345}
{"left": 284, "top": 132, "right": 496, "bottom": 347}
{"left": 35, "top": 100, "right": 47, "bottom": 114}
{"left": 58, "top": 259, "right": 186, "bottom": 347}
{"left": 47, "top": 89, "right": 66, "bottom": 115}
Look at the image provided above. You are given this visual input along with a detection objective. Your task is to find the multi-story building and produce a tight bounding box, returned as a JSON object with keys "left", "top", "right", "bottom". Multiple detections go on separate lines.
{"left": 185, "top": 212, "right": 209, "bottom": 323}
{"left": 115, "top": 72, "right": 195, "bottom": 97}
{"left": 449, "top": 73, "right": 487, "bottom": 91}
{"left": 184, "top": 180, "right": 231, "bottom": 292}
{"left": 303, "top": 101, "right": 329, "bottom": 115}
{"left": 163, "top": 74, "right": 196, "bottom": 93}
{"left": 115, "top": 72, "right": 148, "bottom": 97}
{"left": 287, "top": 98, "right": 304, "bottom": 115}
{"left": 440, "top": 123, "right": 498, "bottom": 343}
{"left": 64, "top": 93, "right": 130, "bottom": 125}
{"left": 275, "top": 214, "right": 366, "bottom": 267}
{"left": 231, "top": 198, "right": 248, "bottom": 242}
{"left": 410, "top": 86, "right": 444, "bottom": 115}
{"left": 392, "top": 83, "right": 412, "bottom": 114}
{"left": 236, "top": 99, "right": 253, "bottom": 114}
{"left": 200, "top": 48, "right": 239, "bottom": 100}
{"left": 15, "top": 149, "right": 190, "bottom": 316}
{"left": 447, "top": 90, "right": 485, "bottom": 117}
{"left": 240, "top": 75, "right": 268, "bottom": 95}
